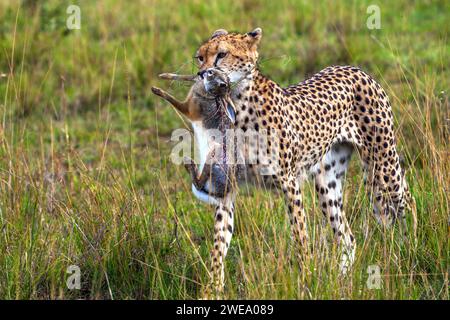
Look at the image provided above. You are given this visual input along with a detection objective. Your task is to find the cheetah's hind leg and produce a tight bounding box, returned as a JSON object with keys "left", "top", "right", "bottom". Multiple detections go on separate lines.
{"left": 361, "top": 140, "right": 414, "bottom": 241}
{"left": 314, "top": 143, "right": 356, "bottom": 274}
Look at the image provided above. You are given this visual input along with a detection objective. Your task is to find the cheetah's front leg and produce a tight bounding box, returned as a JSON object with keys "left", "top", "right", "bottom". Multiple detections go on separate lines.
{"left": 281, "top": 175, "right": 310, "bottom": 267}
{"left": 203, "top": 196, "right": 235, "bottom": 299}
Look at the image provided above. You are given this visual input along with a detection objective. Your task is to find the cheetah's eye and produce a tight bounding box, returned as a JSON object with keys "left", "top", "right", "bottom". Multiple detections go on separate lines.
{"left": 217, "top": 52, "right": 227, "bottom": 59}
{"left": 197, "top": 56, "right": 204, "bottom": 63}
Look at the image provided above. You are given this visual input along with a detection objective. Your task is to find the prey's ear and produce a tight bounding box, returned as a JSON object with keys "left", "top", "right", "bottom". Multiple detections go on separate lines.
{"left": 210, "top": 29, "right": 228, "bottom": 39}
{"left": 225, "top": 99, "right": 237, "bottom": 124}
{"left": 246, "top": 27, "right": 262, "bottom": 47}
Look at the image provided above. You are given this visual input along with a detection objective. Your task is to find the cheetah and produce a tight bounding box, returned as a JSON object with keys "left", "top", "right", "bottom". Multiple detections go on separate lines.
{"left": 164, "top": 27, "right": 417, "bottom": 297}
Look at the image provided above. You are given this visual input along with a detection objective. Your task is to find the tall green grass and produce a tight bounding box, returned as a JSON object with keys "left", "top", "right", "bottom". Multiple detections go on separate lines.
{"left": 0, "top": 0, "right": 448, "bottom": 299}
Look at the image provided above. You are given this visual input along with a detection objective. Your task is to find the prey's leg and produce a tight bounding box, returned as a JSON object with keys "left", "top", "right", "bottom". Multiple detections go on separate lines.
{"left": 151, "top": 86, "right": 190, "bottom": 116}
{"left": 183, "top": 156, "right": 213, "bottom": 192}
{"left": 183, "top": 148, "right": 217, "bottom": 192}
{"left": 158, "top": 73, "right": 197, "bottom": 82}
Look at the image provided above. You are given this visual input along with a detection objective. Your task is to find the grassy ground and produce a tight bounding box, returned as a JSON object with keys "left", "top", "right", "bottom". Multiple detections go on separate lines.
{"left": 0, "top": 0, "right": 448, "bottom": 299}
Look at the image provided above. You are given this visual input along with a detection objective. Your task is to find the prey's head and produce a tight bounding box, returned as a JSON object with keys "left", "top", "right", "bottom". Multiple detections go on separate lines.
{"left": 195, "top": 28, "right": 262, "bottom": 83}
{"left": 200, "top": 68, "right": 236, "bottom": 124}
{"left": 199, "top": 68, "right": 229, "bottom": 96}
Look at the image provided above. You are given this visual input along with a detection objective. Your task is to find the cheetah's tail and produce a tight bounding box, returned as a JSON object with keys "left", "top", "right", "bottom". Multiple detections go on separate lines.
{"left": 403, "top": 181, "right": 417, "bottom": 239}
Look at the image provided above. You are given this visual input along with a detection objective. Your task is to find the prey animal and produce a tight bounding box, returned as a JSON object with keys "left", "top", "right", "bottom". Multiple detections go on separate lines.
{"left": 151, "top": 68, "right": 240, "bottom": 199}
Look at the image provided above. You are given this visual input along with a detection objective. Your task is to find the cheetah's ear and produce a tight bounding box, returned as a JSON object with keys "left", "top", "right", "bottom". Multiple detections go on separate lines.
{"left": 246, "top": 27, "right": 262, "bottom": 47}
{"left": 210, "top": 29, "right": 228, "bottom": 39}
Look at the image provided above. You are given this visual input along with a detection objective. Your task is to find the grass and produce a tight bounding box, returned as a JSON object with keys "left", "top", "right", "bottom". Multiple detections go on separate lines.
{"left": 0, "top": 0, "right": 448, "bottom": 299}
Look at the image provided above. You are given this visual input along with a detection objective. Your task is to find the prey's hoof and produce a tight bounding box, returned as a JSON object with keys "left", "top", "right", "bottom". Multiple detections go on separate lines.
{"left": 183, "top": 156, "right": 194, "bottom": 165}
{"left": 183, "top": 157, "right": 197, "bottom": 176}
{"left": 151, "top": 86, "right": 164, "bottom": 97}
{"left": 158, "top": 73, "right": 176, "bottom": 80}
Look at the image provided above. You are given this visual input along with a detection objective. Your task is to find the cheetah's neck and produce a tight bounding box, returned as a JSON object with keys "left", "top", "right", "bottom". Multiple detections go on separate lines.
{"left": 231, "top": 68, "right": 284, "bottom": 121}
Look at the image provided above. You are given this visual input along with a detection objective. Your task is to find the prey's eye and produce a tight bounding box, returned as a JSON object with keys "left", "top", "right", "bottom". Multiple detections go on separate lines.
{"left": 217, "top": 52, "right": 227, "bottom": 59}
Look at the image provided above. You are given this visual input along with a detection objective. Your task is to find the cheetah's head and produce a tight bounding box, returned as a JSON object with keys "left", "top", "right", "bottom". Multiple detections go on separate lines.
{"left": 195, "top": 28, "right": 262, "bottom": 83}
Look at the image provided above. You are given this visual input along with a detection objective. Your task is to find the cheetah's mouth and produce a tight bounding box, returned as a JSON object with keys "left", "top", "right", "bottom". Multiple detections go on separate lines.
{"left": 228, "top": 71, "right": 246, "bottom": 83}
